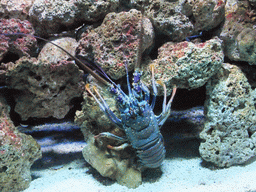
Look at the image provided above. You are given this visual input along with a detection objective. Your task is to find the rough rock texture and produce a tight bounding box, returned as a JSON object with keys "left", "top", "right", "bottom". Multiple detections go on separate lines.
{"left": 38, "top": 37, "right": 78, "bottom": 64}
{"left": 75, "top": 75, "right": 122, "bottom": 141}
{"left": 141, "top": 37, "right": 224, "bottom": 95}
{"left": 0, "top": 94, "right": 42, "bottom": 192}
{"left": 225, "top": 0, "right": 239, "bottom": 17}
{"left": 82, "top": 138, "right": 142, "bottom": 189}
{"left": 0, "top": 19, "right": 37, "bottom": 85}
{"left": 220, "top": 0, "right": 256, "bottom": 65}
{"left": 6, "top": 57, "right": 84, "bottom": 120}
{"left": 29, "top": 0, "right": 120, "bottom": 35}
{"left": 77, "top": 9, "right": 154, "bottom": 80}
{"left": 192, "top": 0, "right": 225, "bottom": 31}
{"left": 145, "top": 0, "right": 194, "bottom": 41}
{"left": 0, "top": 19, "right": 37, "bottom": 60}
{"left": 199, "top": 63, "right": 256, "bottom": 167}
{"left": 239, "top": 64, "right": 256, "bottom": 89}
{"left": 0, "top": 0, "right": 34, "bottom": 20}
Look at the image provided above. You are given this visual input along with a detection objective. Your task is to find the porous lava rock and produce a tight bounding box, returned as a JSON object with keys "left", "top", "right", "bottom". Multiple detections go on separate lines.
{"left": 191, "top": 0, "right": 225, "bottom": 32}
{"left": 77, "top": 9, "right": 154, "bottom": 80}
{"left": 199, "top": 63, "right": 256, "bottom": 167}
{"left": 38, "top": 37, "right": 78, "bottom": 64}
{"left": 29, "top": 0, "right": 120, "bottom": 35}
{"left": 141, "top": 37, "right": 224, "bottom": 95}
{"left": 6, "top": 57, "right": 84, "bottom": 120}
{"left": 0, "top": 94, "right": 42, "bottom": 192}
{"left": 0, "top": 0, "right": 34, "bottom": 20}
{"left": 145, "top": 0, "right": 194, "bottom": 41}
{"left": 0, "top": 19, "right": 37, "bottom": 60}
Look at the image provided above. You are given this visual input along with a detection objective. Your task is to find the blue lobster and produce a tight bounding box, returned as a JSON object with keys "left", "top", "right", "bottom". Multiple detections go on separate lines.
{"left": 1, "top": 16, "right": 177, "bottom": 169}
{"left": 86, "top": 64, "right": 176, "bottom": 168}
{"left": 83, "top": 15, "right": 177, "bottom": 169}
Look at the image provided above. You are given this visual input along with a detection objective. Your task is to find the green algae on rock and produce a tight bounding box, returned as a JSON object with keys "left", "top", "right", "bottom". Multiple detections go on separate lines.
{"left": 141, "top": 37, "right": 224, "bottom": 95}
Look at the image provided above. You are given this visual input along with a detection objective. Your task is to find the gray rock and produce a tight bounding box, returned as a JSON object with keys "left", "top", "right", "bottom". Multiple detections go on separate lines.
{"left": 199, "top": 63, "right": 256, "bottom": 167}
{"left": 6, "top": 57, "right": 84, "bottom": 120}
{"left": 145, "top": 0, "right": 194, "bottom": 41}
{"left": 29, "top": 0, "right": 120, "bottom": 35}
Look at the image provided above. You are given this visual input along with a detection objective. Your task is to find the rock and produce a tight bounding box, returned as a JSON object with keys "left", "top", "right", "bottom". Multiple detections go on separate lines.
{"left": 0, "top": 94, "right": 42, "bottom": 192}
{"left": 82, "top": 138, "right": 141, "bottom": 188}
{"left": 145, "top": 0, "right": 194, "bottom": 41}
{"left": 192, "top": 0, "right": 225, "bottom": 31}
{"left": 220, "top": 0, "right": 256, "bottom": 65}
{"left": 141, "top": 37, "right": 224, "bottom": 95}
{"left": 75, "top": 74, "right": 122, "bottom": 141}
{"left": 0, "top": 19, "right": 37, "bottom": 85}
{"left": 0, "top": 0, "right": 34, "bottom": 20}
{"left": 199, "top": 63, "right": 256, "bottom": 167}
{"left": 38, "top": 37, "right": 78, "bottom": 64}
{"left": 77, "top": 9, "right": 154, "bottom": 80}
{"left": 117, "top": 167, "right": 142, "bottom": 189}
{"left": 0, "top": 19, "right": 37, "bottom": 59}
{"left": 29, "top": 0, "right": 120, "bottom": 35}
{"left": 6, "top": 57, "right": 84, "bottom": 120}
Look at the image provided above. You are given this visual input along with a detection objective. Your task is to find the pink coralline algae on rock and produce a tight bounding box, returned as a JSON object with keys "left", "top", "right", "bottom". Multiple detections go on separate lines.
{"left": 0, "top": 95, "right": 42, "bottom": 192}
{"left": 0, "top": 0, "right": 34, "bottom": 20}
{"left": 0, "top": 19, "right": 37, "bottom": 59}
{"left": 199, "top": 63, "right": 256, "bottom": 167}
{"left": 6, "top": 57, "right": 84, "bottom": 120}
{"left": 77, "top": 9, "right": 154, "bottom": 80}
{"left": 141, "top": 37, "right": 224, "bottom": 95}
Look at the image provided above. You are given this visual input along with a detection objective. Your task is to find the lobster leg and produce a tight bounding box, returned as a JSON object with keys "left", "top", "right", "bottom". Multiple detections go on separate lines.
{"left": 85, "top": 84, "right": 122, "bottom": 127}
{"left": 94, "top": 132, "right": 129, "bottom": 150}
{"left": 107, "top": 143, "right": 130, "bottom": 151}
{"left": 94, "top": 132, "right": 127, "bottom": 142}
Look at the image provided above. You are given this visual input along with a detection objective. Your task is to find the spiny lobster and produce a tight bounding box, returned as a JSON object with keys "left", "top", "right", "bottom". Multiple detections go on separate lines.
{"left": 1, "top": 12, "right": 177, "bottom": 169}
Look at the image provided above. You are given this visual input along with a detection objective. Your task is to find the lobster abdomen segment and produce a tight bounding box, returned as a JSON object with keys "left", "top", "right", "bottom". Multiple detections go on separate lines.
{"left": 136, "top": 134, "right": 166, "bottom": 168}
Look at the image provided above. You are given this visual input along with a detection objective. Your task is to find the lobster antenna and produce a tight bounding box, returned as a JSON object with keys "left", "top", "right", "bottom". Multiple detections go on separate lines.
{"left": 2, "top": 33, "right": 110, "bottom": 86}
{"left": 134, "top": 9, "right": 144, "bottom": 70}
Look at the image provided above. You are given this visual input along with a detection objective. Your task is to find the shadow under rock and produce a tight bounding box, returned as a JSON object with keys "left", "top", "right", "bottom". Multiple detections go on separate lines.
{"left": 85, "top": 166, "right": 115, "bottom": 186}
{"left": 164, "top": 138, "right": 201, "bottom": 159}
{"left": 31, "top": 151, "right": 86, "bottom": 170}
{"left": 142, "top": 167, "right": 163, "bottom": 183}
